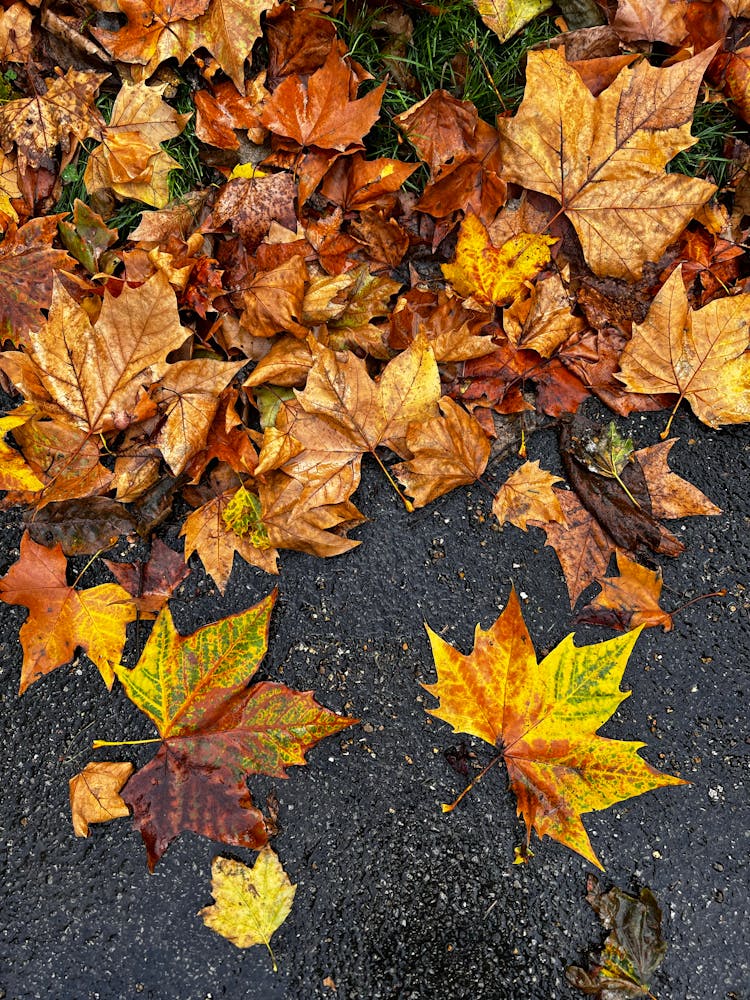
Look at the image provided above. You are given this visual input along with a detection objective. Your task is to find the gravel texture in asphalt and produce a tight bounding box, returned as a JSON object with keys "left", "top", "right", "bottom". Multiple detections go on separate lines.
{"left": 0, "top": 407, "right": 748, "bottom": 1000}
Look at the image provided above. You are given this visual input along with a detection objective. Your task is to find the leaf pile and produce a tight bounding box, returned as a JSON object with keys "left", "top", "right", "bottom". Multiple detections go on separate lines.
{"left": 0, "top": 0, "right": 745, "bottom": 974}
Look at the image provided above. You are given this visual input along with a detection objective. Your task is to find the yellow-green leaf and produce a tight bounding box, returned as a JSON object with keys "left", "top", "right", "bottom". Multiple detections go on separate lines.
{"left": 0, "top": 410, "right": 44, "bottom": 491}
{"left": 423, "top": 587, "right": 686, "bottom": 868}
{"left": 474, "top": 0, "right": 552, "bottom": 43}
{"left": 200, "top": 849, "right": 296, "bottom": 968}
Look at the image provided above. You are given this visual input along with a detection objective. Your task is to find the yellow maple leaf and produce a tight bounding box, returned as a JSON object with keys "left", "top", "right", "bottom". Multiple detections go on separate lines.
{"left": 442, "top": 213, "right": 555, "bottom": 307}
{"left": 200, "top": 849, "right": 296, "bottom": 968}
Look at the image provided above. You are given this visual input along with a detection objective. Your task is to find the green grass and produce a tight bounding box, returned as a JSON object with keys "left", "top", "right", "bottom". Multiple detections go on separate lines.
{"left": 333, "top": 0, "right": 558, "bottom": 174}
{"left": 669, "top": 99, "right": 744, "bottom": 189}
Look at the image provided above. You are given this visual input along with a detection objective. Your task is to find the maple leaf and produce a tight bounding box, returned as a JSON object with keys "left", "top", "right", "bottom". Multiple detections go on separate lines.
{"left": 497, "top": 48, "right": 717, "bottom": 278}
{"left": 104, "top": 538, "right": 191, "bottom": 619}
{"left": 492, "top": 460, "right": 565, "bottom": 531}
{"left": 84, "top": 82, "right": 190, "bottom": 209}
{"left": 0, "top": 68, "right": 106, "bottom": 204}
{"left": 612, "top": 0, "right": 689, "bottom": 44}
{"left": 26, "top": 497, "right": 138, "bottom": 555}
{"left": 393, "top": 397, "right": 491, "bottom": 508}
{"left": 0, "top": 215, "right": 74, "bottom": 344}
{"left": 1, "top": 271, "right": 189, "bottom": 435}
{"left": 423, "top": 587, "right": 686, "bottom": 868}
{"left": 106, "top": 591, "right": 356, "bottom": 868}
{"left": 260, "top": 46, "right": 386, "bottom": 152}
{"left": 394, "top": 90, "right": 487, "bottom": 176}
{"left": 617, "top": 266, "right": 750, "bottom": 434}
{"left": 200, "top": 849, "right": 296, "bottom": 967}
{"left": 576, "top": 551, "right": 673, "bottom": 633}
{"left": 473, "top": 0, "right": 552, "bottom": 43}
{"left": 0, "top": 532, "right": 136, "bottom": 693}
{"left": 567, "top": 875, "right": 667, "bottom": 998}
{"left": 442, "top": 214, "right": 556, "bottom": 308}
{"left": 262, "top": 335, "right": 441, "bottom": 516}
{"left": 94, "top": 0, "right": 273, "bottom": 92}
{"left": 182, "top": 481, "right": 279, "bottom": 592}
{"left": 69, "top": 761, "right": 134, "bottom": 837}
{"left": 211, "top": 171, "right": 298, "bottom": 250}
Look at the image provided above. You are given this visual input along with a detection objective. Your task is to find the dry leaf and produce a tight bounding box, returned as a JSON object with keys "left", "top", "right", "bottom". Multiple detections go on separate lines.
{"left": 70, "top": 761, "right": 134, "bottom": 837}
{"left": 493, "top": 460, "right": 565, "bottom": 531}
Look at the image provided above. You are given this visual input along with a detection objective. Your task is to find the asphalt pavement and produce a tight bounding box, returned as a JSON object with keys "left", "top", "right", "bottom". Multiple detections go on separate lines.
{"left": 0, "top": 406, "right": 747, "bottom": 1000}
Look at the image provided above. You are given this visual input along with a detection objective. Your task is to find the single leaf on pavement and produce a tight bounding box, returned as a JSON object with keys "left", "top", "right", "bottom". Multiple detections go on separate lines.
{"left": 0, "top": 532, "right": 136, "bottom": 693}
{"left": 567, "top": 875, "right": 667, "bottom": 998}
{"left": 70, "top": 761, "right": 134, "bottom": 837}
{"left": 423, "top": 587, "right": 686, "bottom": 868}
{"left": 575, "top": 551, "right": 673, "bottom": 633}
{"left": 617, "top": 265, "right": 750, "bottom": 433}
{"left": 393, "top": 397, "right": 490, "bottom": 508}
{"left": 200, "top": 849, "right": 296, "bottom": 967}
{"left": 497, "top": 48, "right": 717, "bottom": 278}
{"left": 108, "top": 592, "right": 356, "bottom": 868}
{"left": 633, "top": 439, "right": 721, "bottom": 520}
{"left": 442, "top": 214, "right": 555, "bottom": 308}
{"left": 492, "top": 460, "right": 565, "bottom": 531}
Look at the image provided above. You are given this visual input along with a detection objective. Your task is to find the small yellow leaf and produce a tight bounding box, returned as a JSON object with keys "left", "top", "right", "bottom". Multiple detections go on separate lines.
{"left": 0, "top": 411, "right": 43, "bottom": 491}
{"left": 69, "top": 761, "right": 134, "bottom": 837}
{"left": 230, "top": 163, "right": 268, "bottom": 179}
{"left": 200, "top": 849, "right": 297, "bottom": 969}
{"left": 474, "top": 0, "right": 552, "bottom": 43}
{"left": 442, "top": 214, "right": 555, "bottom": 307}
{"left": 493, "top": 460, "right": 565, "bottom": 531}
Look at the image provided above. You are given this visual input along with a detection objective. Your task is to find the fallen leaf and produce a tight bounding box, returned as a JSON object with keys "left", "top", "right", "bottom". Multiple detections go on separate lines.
{"left": 1, "top": 271, "right": 189, "bottom": 435}
{"left": 260, "top": 46, "right": 386, "bottom": 152}
{"left": 633, "top": 439, "right": 721, "bottom": 520}
{"left": 394, "top": 397, "right": 491, "bottom": 507}
{"left": 104, "top": 538, "right": 190, "bottom": 618}
{"left": 423, "top": 587, "right": 686, "bottom": 868}
{"left": 497, "top": 48, "right": 717, "bottom": 278}
{"left": 442, "top": 214, "right": 555, "bottom": 307}
{"left": 612, "top": 0, "right": 689, "bottom": 44}
{"left": 567, "top": 875, "right": 667, "bottom": 998}
{"left": 200, "top": 849, "right": 296, "bottom": 967}
{"left": 84, "top": 82, "right": 190, "bottom": 209}
{"left": 25, "top": 498, "right": 138, "bottom": 554}
{"left": 106, "top": 591, "right": 356, "bottom": 868}
{"left": 576, "top": 550, "right": 673, "bottom": 632}
{"left": 473, "top": 0, "right": 552, "bottom": 44}
{"left": 0, "top": 410, "right": 44, "bottom": 492}
{"left": 492, "top": 460, "right": 565, "bottom": 531}
{"left": 0, "top": 532, "right": 136, "bottom": 693}
{"left": 70, "top": 761, "right": 134, "bottom": 837}
{"left": 617, "top": 265, "right": 750, "bottom": 432}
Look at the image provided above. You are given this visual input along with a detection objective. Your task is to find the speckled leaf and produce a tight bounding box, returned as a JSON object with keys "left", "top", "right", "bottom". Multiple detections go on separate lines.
{"left": 200, "top": 849, "right": 296, "bottom": 967}
{"left": 423, "top": 587, "right": 686, "bottom": 868}
{"left": 110, "top": 592, "right": 357, "bottom": 867}
{"left": 442, "top": 214, "right": 555, "bottom": 307}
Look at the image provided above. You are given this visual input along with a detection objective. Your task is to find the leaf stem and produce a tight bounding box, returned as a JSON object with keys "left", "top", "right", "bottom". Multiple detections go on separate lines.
{"left": 669, "top": 589, "right": 727, "bottom": 617}
{"left": 72, "top": 547, "right": 109, "bottom": 588}
{"left": 441, "top": 753, "right": 503, "bottom": 813}
{"left": 93, "top": 738, "right": 161, "bottom": 748}
{"left": 660, "top": 396, "right": 683, "bottom": 440}
{"left": 371, "top": 450, "right": 414, "bottom": 512}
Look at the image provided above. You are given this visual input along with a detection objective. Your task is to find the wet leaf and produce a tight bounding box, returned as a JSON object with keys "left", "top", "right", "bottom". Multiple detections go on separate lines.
{"left": 567, "top": 875, "right": 667, "bottom": 997}
{"left": 200, "top": 849, "right": 296, "bottom": 967}
{"left": 104, "top": 538, "right": 190, "bottom": 618}
{"left": 424, "top": 587, "right": 686, "bottom": 868}
{"left": 0, "top": 532, "right": 135, "bottom": 693}
{"left": 492, "top": 460, "right": 565, "bottom": 531}
{"left": 70, "top": 761, "right": 134, "bottom": 837}
{"left": 575, "top": 551, "right": 673, "bottom": 633}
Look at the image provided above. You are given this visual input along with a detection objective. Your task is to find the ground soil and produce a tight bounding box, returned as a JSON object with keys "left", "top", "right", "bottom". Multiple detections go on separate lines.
{"left": 0, "top": 404, "right": 747, "bottom": 1000}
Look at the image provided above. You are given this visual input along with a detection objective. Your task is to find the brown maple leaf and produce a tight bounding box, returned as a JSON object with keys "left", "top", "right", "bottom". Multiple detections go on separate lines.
{"left": 0, "top": 532, "right": 135, "bottom": 693}
{"left": 493, "top": 460, "right": 565, "bottom": 531}
{"left": 0, "top": 68, "right": 106, "bottom": 205}
{"left": 617, "top": 265, "right": 750, "bottom": 434}
{"left": 260, "top": 46, "right": 386, "bottom": 152}
{"left": 104, "top": 538, "right": 191, "bottom": 619}
{"left": 575, "top": 551, "right": 673, "bottom": 633}
{"left": 497, "top": 47, "right": 717, "bottom": 278}
{"left": 0, "top": 271, "right": 189, "bottom": 435}
{"left": 70, "top": 761, "right": 134, "bottom": 837}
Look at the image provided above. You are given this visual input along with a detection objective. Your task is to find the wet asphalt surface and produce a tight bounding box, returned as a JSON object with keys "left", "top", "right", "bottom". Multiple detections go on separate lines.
{"left": 0, "top": 405, "right": 747, "bottom": 1000}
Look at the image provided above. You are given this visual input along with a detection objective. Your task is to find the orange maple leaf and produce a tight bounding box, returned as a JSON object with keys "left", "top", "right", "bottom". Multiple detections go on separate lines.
{"left": 423, "top": 587, "right": 686, "bottom": 868}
